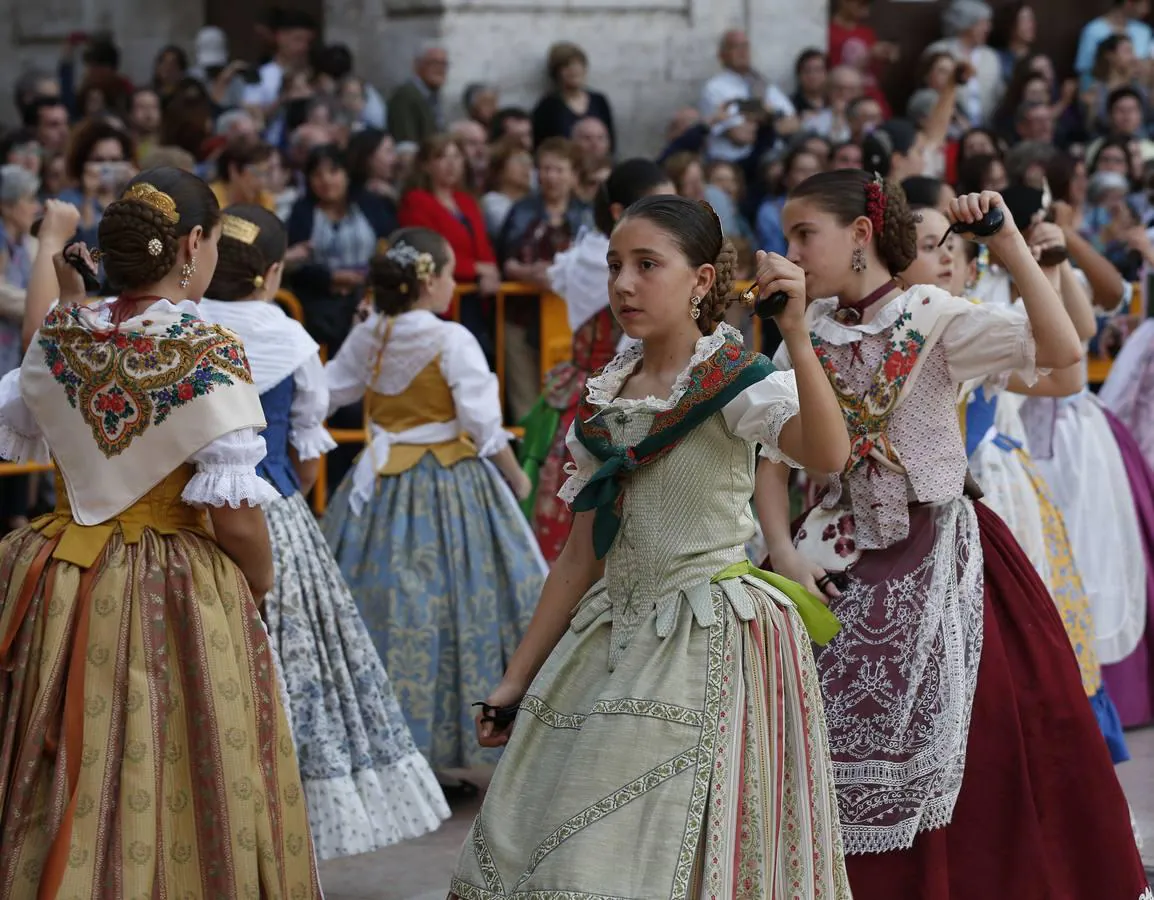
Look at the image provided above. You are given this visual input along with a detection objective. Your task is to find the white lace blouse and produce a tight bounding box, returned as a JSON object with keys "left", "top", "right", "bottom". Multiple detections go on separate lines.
{"left": 559, "top": 323, "right": 802, "bottom": 505}
{"left": 0, "top": 298, "right": 279, "bottom": 510}
{"left": 325, "top": 309, "right": 510, "bottom": 457}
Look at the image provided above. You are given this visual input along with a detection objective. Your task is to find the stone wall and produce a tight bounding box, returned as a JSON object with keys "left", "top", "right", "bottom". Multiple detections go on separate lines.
{"left": 1, "top": 0, "right": 829, "bottom": 156}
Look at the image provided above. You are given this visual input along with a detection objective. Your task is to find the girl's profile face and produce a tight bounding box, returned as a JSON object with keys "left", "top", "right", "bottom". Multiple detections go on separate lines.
{"left": 425, "top": 245, "right": 457, "bottom": 314}
{"left": 606, "top": 216, "right": 713, "bottom": 341}
{"left": 781, "top": 197, "right": 860, "bottom": 300}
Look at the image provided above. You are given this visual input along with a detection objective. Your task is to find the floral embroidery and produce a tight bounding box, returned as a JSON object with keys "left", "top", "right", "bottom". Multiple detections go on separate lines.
{"left": 812, "top": 309, "right": 928, "bottom": 475}
{"left": 38, "top": 308, "right": 253, "bottom": 457}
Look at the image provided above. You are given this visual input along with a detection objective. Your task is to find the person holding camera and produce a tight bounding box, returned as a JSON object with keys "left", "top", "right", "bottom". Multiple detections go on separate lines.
{"left": 55, "top": 120, "right": 136, "bottom": 248}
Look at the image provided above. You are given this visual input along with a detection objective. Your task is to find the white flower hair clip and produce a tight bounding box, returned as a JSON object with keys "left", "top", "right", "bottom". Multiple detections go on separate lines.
{"left": 386, "top": 241, "right": 436, "bottom": 282}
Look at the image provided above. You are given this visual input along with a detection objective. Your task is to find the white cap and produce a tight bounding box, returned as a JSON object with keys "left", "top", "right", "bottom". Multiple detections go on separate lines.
{"left": 195, "top": 27, "right": 228, "bottom": 69}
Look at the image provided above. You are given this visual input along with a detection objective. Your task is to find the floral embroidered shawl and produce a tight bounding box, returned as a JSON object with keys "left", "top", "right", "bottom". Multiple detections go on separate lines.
{"left": 22, "top": 300, "right": 266, "bottom": 525}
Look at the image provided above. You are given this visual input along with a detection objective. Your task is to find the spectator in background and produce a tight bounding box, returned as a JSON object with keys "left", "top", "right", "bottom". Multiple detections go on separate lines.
{"left": 1091, "top": 87, "right": 1154, "bottom": 163}
{"left": 389, "top": 42, "right": 449, "bottom": 144}
{"left": 58, "top": 120, "right": 135, "bottom": 247}
{"left": 285, "top": 144, "right": 398, "bottom": 350}
{"left": 989, "top": 2, "right": 1037, "bottom": 82}
{"left": 1084, "top": 36, "right": 1146, "bottom": 134}
{"left": 12, "top": 69, "right": 59, "bottom": 122}
{"left": 450, "top": 119, "right": 490, "bottom": 194}
{"left": 531, "top": 42, "right": 616, "bottom": 151}
{"left": 23, "top": 97, "right": 70, "bottom": 157}
{"left": 59, "top": 35, "right": 134, "bottom": 119}
{"left": 151, "top": 45, "right": 189, "bottom": 101}
{"left": 829, "top": 0, "right": 899, "bottom": 115}
{"left": 957, "top": 152, "right": 1009, "bottom": 193}
{"left": 792, "top": 49, "right": 830, "bottom": 123}
{"left": 242, "top": 9, "right": 318, "bottom": 113}
{"left": 346, "top": 128, "right": 400, "bottom": 201}
{"left": 663, "top": 152, "right": 707, "bottom": 201}
{"left": 0, "top": 131, "right": 42, "bottom": 176}
{"left": 496, "top": 136, "right": 591, "bottom": 421}
{"left": 570, "top": 116, "right": 612, "bottom": 167}
{"left": 807, "top": 65, "right": 864, "bottom": 142}
{"left": 928, "top": 1, "right": 1002, "bottom": 126}
{"left": 1014, "top": 101, "right": 1056, "bottom": 145}
{"left": 481, "top": 136, "right": 535, "bottom": 237}
{"left": 755, "top": 145, "right": 822, "bottom": 255}
{"left": 40, "top": 154, "right": 67, "bottom": 197}
{"left": 1075, "top": 0, "right": 1152, "bottom": 89}
{"left": 313, "top": 43, "right": 387, "bottom": 129}
{"left": 847, "top": 95, "right": 885, "bottom": 143}
{"left": 399, "top": 134, "right": 500, "bottom": 348}
{"left": 490, "top": 107, "right": 534, "bottom": 150}
{"left": 138, "top": 144, "right": 196, "bottom": 173}
{"left": 464, "top": 83, "right": 499, "bottom": 130}
{"left": 700, "top": 28, "right": 799, "bottom": 163}
{"left": 831, "top": 140, "right": 864, "bottom": 168}
{"left": 861, "top": 118, "right": 926, "bottom": 181}
{"left": 211, "top": 137, "right": 276, "bottom": 211}
{"left": 128, "top": 88, "right": 162, "bottom": 160}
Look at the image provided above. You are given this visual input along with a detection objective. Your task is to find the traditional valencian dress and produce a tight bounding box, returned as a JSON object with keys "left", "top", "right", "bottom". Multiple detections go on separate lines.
{"left": 322, "top": 309, "right": 546, "bottom": 771}
{"left": 519, "top": 228, "right": 621, "bottom": 562}
{"left": 199, "top": 297, "right": 450, "bottom": 859}
{"left": 1097, "top": 318, "right": 1154, "bottom": 729}
{"left": 451, "top": 323, "right": 850, "bottom": 900}
{"left": 773, "top": 286, "right": 1148, "bottom": 899}
{"left": 963, "top": 269, "right": 1126, "bottom": 759}
{"left": 0, "top": 298, "right": 321, "bottom": 897}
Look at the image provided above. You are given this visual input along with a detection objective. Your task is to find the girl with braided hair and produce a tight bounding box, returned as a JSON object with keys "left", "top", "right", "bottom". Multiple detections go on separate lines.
{"left": 320, "top": 227, "right": 546, "bottom": 788}
{"left": 450, "top": 193, "right": 853, "bottom": 898}
{"left": 754, "top": 169, "right": 1148, "bottom": 898}
{"left": 0, "top": 170, "right": 321, "bottom": 897}
{"left": 198, "top": 205, "right": 450, "bottom": 859}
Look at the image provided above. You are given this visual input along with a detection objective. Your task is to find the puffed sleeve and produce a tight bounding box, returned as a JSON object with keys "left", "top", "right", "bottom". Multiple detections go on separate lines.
{"left": 0, "top": 369, "right": 49, "bottom": 464}
{"left": 939, "top": 302, "right": 1042, "bottom": 391}
{"left": 557, "top": 422, "right": 602, "bottom": 506}
{"left": 441, "top": 323, "right": 510, "bottom": 457}
{"left": 722, "top": 371, "right": 804, "bottom": 468}
{"left": 289, "top": 355, "right": 337, "bottom": 460}
{"left": 324, "top": 316, "right": 380, "bottom": 414}
{"left": 182, "top": 427, "right": 281, "bottom": 508}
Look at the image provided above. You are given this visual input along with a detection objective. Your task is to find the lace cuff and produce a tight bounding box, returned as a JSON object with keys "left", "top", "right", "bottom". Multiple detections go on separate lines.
{"left": 756, "top": 398, "right": 804, "bottom": 468}
{"left": 182, "top": 468, "right": 281, "bottom": 508}
{"left": 289, "top": 423, "right": 338, "bottom": 460}
{"left": 0, "top": 422, "right": 49, "bottom": 465}
{"left": 558, "top": 462, "right": 589, "bottom": 505}
{"left": 476, "top": 428, "right": 511, "bottom": 458}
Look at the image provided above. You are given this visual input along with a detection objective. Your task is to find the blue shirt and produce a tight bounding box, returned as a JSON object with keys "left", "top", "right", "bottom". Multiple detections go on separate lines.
{"left": 755, "top": 196, "right": 788, "bottom": 257}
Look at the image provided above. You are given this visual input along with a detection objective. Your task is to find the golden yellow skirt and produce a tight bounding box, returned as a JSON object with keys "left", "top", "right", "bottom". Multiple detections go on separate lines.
{"left": 0, "top": 509, "right": 321, "bottom": 899}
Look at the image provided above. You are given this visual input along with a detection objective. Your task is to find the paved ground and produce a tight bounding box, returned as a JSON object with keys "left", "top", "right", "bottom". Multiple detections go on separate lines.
{"left": 318, "top": 727, "right": 1154, "bottom": 898}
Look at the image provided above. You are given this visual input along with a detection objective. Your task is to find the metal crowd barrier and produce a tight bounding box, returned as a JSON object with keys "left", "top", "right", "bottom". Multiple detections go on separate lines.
{"left": 0, "top": 280, "right": 1134, "bottom": 518}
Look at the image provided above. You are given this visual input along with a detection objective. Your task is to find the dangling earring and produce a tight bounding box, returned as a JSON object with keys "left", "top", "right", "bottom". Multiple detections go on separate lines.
{"left": 179, "top": 258, "right": 196, "bottom": 290}
{"left": 689, "top": 295, "right": 702, "bottom": 320}
{"left": 851, "top": 247, "right": 866, "bottom": 273}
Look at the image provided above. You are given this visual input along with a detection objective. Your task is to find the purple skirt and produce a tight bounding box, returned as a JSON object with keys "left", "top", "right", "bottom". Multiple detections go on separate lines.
{"left": 1099, "top": 406, "right": 1154, "bottom": 728}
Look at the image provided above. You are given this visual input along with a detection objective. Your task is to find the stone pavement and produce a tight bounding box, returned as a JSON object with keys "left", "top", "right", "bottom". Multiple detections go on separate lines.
{"left": 320, "top": 727, "right": 1154, "bottom": 899}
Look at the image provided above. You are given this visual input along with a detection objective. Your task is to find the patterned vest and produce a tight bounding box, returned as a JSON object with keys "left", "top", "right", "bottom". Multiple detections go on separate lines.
{"left": 256, "top": 375, "right": 300, "bottom": 497}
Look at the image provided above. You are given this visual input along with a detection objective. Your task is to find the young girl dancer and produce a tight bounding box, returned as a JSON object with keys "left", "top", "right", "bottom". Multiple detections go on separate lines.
{"left": 522, "top": 158, "right": 673, "bottom": 561}
{"left": 755, "top": 171, "right": 1147, "bottom": 899}
{"left": 0, "top": 174, "right": 320, "bottom": 897}
{"left": 322, "top": 227, "right": 546, "bottom": 779}
{"left": 198, "top": 205, "right": 450, "bottom": 859}
{"left": 451, "top": 195, "right": 852, "bottom": 898}
{"left": 900, "top": 201, "right": 1128, "bottom": 762}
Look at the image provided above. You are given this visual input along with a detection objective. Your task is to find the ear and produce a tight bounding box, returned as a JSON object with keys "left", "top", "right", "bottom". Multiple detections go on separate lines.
{"left": 185, "top": 224, "right": 205, "bottom": 257}
{"left": 851, "top": 214, "right": 874, "bottom": 247}
{"left": 694, "top": 263, "right": 717, "bottom": 300}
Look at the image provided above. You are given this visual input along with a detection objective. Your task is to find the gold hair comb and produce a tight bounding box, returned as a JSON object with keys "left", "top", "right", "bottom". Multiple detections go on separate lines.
{"left": 123, "top": 183, "right": 180, "bottom": 224}
{"left": 222, "top": 214, "right": 260, "bottom": 245}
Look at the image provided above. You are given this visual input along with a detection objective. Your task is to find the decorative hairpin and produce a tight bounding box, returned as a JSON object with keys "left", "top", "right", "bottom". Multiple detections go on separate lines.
{"left": 123, "top": 183, "right": 180, "bottom": 224}
{"left": 386, "top": 242, "right": 436, "bottom": 281}
{"left": 222, "top": 214, "right": 261, "bottom": 245}
{"left": 253, "top": 274, "right": 265, "bottom": 288}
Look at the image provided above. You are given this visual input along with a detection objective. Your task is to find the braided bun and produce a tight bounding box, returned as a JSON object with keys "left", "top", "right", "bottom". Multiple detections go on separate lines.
{"left": 96, "top": 167, "right": 221, "bottom": 292}
{"left": 877, "top": 178, "right": 918, "bottom": 275}
{"left": 369, "top": 226, "right": 452, "bottom": 316}
{"left": 207, "top": 204, "right": 288, "bottom": 301}
{"left": 696, "top": 239, "right": 739, "bottom": 334}
{"left": 98, "top": 199, "right": 179, "bottom": 290}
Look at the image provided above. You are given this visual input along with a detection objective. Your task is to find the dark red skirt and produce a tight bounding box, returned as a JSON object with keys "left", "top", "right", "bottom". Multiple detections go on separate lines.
{"left": 844, "top": 501, "right": 1147, "bottom": 899}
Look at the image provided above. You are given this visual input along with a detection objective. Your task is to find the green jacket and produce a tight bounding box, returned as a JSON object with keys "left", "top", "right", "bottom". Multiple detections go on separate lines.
{"left": 388, "top": 81, "right": 439, "bottom": 144}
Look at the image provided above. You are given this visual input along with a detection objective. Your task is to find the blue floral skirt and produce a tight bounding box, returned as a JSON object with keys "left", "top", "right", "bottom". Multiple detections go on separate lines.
{"left": 321, "top": 454, "right": 546, "bottom": 770}
{"left": 263, "top": 491, "right": 450, "bottom": 859}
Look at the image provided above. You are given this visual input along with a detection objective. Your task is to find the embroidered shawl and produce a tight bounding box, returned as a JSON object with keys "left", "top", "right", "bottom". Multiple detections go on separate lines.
{"left": 22, "top": 302, "right": 266, "bottom": 525}
{"left": 573, "top": 335, "right": 773, "bottom": 559}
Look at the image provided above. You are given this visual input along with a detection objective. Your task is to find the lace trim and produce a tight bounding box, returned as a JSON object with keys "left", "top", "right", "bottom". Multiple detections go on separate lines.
{"left": 289, "top": 423, "right": 338, "bottom": 461}
{"left": 182, "top": 469, "right": 281, "bottom": 508}
{"left": 557, "top": 462, "right": 586, "bottom": 506}
{"left": 752, "top": 370, "right": 802, "bottom": 468}
{"left": 366, "top": 310, "right": 447, "bottom": 396}
{"left": 584, "top": 321, "right": 742, "bottom": 412}
{"left": 0, "top": 422, "right": 49, "bottom": 465}
{"left": 475, "top": 429, "right": 511, "bottom": 458}
{"left": 807, "top": 291, "right": 913, "bottom": 346}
